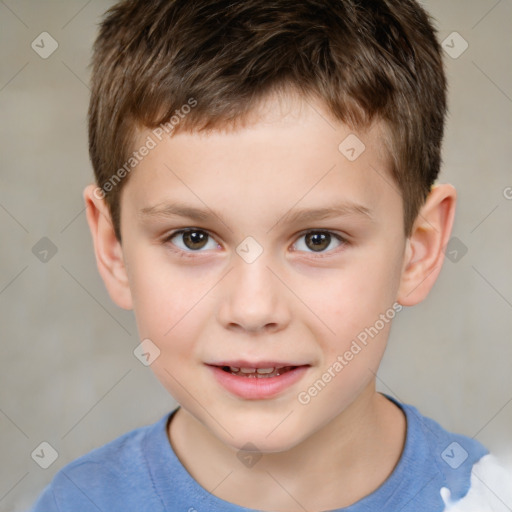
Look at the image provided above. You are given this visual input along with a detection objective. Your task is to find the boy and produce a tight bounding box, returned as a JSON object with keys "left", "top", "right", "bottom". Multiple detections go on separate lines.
{"left": 29, "top": 0, "right": 511, "bottom": 510}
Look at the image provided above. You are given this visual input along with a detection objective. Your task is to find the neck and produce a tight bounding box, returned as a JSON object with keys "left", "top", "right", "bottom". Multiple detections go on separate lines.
{"left": 168, "top": 384, "right": 406, "bottom": 511}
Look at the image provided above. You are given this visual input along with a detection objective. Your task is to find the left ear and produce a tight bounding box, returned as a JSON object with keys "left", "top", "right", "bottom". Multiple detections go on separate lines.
{"left": 397, "top": 183, "right": 457, "bottom": 306}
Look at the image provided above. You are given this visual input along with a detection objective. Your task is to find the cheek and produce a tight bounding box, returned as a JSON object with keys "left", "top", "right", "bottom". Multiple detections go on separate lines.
{"left": 298, "top": 251, "right": 401, "bottom": 344}
{"left": 127, "top": 249, "right": 209, "bottom": 343}
{"left": 130, "top": 263, "right": 210, "bottom": 399}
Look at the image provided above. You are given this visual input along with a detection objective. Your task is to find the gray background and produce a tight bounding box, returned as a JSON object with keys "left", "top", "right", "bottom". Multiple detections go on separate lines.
{"left": 1, "top": 1, "right": 511, "bottom": 510}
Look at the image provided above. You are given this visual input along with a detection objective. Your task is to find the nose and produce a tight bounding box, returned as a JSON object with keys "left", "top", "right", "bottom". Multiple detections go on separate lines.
{"left": 216, "top": 251, "right": 291, "bottom": 334}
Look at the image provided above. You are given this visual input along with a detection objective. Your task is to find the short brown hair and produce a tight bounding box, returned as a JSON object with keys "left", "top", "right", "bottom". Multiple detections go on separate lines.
{"left": 88, "top": 0, "right": 447, "bottom": 241}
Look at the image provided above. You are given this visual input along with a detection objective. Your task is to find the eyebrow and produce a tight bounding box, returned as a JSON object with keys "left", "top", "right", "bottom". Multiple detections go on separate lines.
{"left": 139, "top": 200, "right": 373, "bottom": 226}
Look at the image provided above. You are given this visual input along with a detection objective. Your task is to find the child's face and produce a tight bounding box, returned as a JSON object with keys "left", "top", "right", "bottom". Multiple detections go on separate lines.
{"left": 118, "top": 93, "right": 409, "bottom": 451}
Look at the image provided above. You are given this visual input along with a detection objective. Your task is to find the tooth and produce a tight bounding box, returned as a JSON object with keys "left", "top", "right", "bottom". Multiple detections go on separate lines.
{"left": 256, "top": 368, "right": 275, "bottom": 374}
{"left": 239, "top": 367, "right": 256, "bottom": 373}
{"left": 229, "top": 366, "right": 240, "bottom": 372}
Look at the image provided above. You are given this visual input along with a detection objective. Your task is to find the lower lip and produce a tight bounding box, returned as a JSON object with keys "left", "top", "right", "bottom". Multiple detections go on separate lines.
{"left": 207, "top": 365, "right": 310, "bottom": 400}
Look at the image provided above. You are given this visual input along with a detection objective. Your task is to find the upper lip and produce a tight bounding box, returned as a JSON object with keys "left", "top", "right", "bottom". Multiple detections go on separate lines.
{"left": 206, "top": 361, "right": 310, "bottom": 369}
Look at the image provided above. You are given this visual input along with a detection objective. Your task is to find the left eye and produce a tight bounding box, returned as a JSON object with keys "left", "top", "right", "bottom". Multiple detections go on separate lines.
{"left": 293, "top": 231, "right": 345, "bottom": 253}
{"left": 164, "top": 229, "right": 345, "bottom": 255}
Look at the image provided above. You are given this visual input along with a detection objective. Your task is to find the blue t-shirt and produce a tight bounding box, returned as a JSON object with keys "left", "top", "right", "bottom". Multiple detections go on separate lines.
{"left": 28, "top": 396, "right": 489, "bottom": 511}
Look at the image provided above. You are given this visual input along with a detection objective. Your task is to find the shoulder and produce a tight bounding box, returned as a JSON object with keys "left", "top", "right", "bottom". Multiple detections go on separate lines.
{"left": 28, "top": 412, "right": 173, "bottom": 512}
{"left": 441, "top": 454, "right": 512, "bottom": 511}
{"left": 398, "top": 399, "right": 511, "bottom": 510}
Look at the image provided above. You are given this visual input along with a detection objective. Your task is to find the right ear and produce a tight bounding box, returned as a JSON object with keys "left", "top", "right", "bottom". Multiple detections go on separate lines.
{"left": 83, "top": 184, "right": 133, "bottom": 310}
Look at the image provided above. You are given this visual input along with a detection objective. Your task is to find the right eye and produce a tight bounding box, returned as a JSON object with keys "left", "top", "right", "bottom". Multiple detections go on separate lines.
{"left": 163, "top": 228, "right": 221, "bottom": 255}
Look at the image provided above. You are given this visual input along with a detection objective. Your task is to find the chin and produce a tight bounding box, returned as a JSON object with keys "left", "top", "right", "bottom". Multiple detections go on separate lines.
{"left": 213, "top": 418, "right": 307, "bottom": 454}
{"left": 230, "top": 435, "right": 302, "bottom": 455}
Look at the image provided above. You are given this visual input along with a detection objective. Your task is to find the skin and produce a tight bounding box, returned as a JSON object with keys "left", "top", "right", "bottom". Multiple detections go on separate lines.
{"left": 84, "top": 91, "right": 456, "bottom": 511}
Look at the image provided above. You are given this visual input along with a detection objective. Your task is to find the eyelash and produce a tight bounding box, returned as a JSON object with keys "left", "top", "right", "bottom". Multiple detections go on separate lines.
{"left": 162, "top": 228, "right": 349, "bottom": 259}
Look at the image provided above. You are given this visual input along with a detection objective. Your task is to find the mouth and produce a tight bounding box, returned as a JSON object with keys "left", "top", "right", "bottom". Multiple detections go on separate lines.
{"left": 205, "top": 361, "right": 311, "bottom": 399}
{"left": 217, "top": 365, "right": 299, "bottom": 378}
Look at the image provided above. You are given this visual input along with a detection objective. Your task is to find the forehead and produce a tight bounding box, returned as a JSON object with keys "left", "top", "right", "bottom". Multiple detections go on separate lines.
{"left": 122, "top": 93, "right": 399, "bottom": 229}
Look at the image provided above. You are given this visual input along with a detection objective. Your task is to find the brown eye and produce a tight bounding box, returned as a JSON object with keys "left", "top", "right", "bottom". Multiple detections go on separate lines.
{"left": 166, "top": 229, "right": 216, "bottom": 252}
{"left": 305, "top": 232, "right": 331, "bottom": 252}
{"left": 182, "top": 230, "right": 208, "bottom": 250}
{"left": 293, "top": 230, "right": 346, "bottom": 254}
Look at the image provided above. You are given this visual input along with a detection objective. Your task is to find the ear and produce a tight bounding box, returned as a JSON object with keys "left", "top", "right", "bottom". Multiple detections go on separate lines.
{"left": 396, "top": 183, "right": 457, "bottom": 306}
{"left": 83, "top": 184, "right": 133, "bottom": 310}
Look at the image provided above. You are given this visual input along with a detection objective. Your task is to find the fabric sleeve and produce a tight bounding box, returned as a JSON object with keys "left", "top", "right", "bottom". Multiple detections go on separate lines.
{"left": 441, "top": 454, "right": 512, "bottom": 512}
